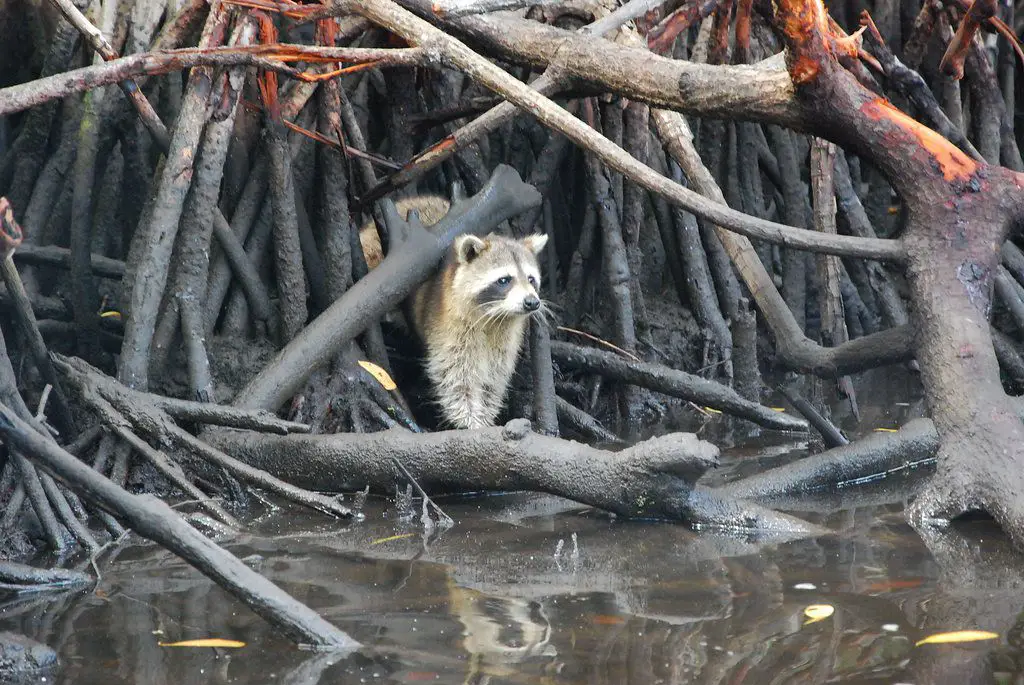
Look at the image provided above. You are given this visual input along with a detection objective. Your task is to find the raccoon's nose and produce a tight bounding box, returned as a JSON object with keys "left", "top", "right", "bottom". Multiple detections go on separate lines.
{"left": 523, "top": 295, "right": 541, "bottom": 312}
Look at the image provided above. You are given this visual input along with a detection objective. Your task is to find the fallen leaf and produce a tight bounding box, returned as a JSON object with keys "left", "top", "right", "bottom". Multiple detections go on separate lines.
{"left": 358, "top": 360, "right": 397, "bottom": 390}
{"left": 590, "top": 614, "right": 626, "bottom": 625}
{"left": 874, "top": 428, "right": 898, "bottom": 432}
{"left": 100, "top": 310, "right": 122, "bottom": 320}
{"left": 915, "top": 630, "right": 999, "bottom": 647}
{"left": 158, "top": 638, "right": 246, "bottom": 648}
{"left": 803, "top": 604, "right": 835, "bottom": 624}
{"left": 371, "top": 533, "right": 415, "bottom": 545}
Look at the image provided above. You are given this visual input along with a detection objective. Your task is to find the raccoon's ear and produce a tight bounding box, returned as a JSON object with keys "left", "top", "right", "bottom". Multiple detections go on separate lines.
{"left": 522, "top": 233, "right": 549, "bottom": 255}
{"left": 455, "top": 234, "right": 487, "bottom": 264}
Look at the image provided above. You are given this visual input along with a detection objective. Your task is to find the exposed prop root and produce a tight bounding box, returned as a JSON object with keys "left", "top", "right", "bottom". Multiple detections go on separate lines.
{"left": 54, "top": 355, "right": 352, "bottom": 520}
{"left": 0, "top": 403, "right": 358, "bottom": 649}
{"left": 715, "top": 418, "right": 939, "bottom": 500}
{"left": 551, "top": 341, "right": 809, "bottom": 431}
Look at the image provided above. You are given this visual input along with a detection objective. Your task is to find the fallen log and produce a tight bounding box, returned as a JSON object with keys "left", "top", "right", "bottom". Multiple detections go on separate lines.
{"left": 205, "top": 419, "right": 824, "bottom": 534}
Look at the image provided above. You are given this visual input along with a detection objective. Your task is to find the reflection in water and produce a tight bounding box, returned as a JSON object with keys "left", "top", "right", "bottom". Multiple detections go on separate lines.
{"left": 3, "top": 412, "right": 1024, "bottom": 683}
{"left": 448, "top": 584, "right": 555, "bottom": 682}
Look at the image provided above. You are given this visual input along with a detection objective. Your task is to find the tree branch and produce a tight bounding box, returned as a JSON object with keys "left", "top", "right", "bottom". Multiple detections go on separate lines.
{"left": 0, "top": 44, "right": 430, "bottom": 116}
{"left": 344, "top": 0, "right": 907, "bottom": 262}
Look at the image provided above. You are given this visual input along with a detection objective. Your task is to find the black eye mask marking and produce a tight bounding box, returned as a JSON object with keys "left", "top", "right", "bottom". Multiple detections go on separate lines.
{"left": 476, "top": 278, "right": 513, "bottom": 307}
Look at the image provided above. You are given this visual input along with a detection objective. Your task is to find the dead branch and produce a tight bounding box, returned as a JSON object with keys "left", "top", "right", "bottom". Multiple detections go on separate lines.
{"left": 0, "top": 44, "right": 431, "bottom": 116}
{"left": 550, "top": 341, "right": 808, "bottom": 431}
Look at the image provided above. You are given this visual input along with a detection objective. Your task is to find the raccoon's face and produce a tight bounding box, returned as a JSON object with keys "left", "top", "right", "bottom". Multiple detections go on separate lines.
{"left": 451, "top": 233, "right": 549, "bottom": 318}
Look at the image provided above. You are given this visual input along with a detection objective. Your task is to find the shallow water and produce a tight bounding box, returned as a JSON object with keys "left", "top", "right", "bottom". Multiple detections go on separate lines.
{"left": 4, "top": 470, "right": 1022, "bottom": 684}
{"left": 3, "top": 371, "right": 1023, "bottom": 684}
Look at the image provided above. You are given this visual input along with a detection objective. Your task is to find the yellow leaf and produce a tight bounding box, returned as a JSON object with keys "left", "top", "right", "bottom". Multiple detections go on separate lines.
{"left": 803, "top": 604, "right": 835, "bottom": 624}
{"left": 769, "top": 407, "right": 786, "bottom": 412}
{"left": 874, "top": 428, "right": 898, "bottom": 433}
{"left": 371, "top": 533, "right": 415, "bottom": 545}
{"left": 915, "top": 630, "right": 999, "bottom": 647}
{"left": 358, "top": 360, "right": 397, "bottom": 391}
{"left": 158, "top": 638, "right": 246, "bottom": 648}
{"left": 702, "top": 407, "right": 722, "bottom": 414}
{"left": 100, "top": 310, "right": 122, "bottom": 320}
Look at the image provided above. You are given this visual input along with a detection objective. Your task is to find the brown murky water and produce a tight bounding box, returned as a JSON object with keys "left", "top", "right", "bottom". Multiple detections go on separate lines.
{"left": 3, "top": 370, "right": 1024, "bottom": 684}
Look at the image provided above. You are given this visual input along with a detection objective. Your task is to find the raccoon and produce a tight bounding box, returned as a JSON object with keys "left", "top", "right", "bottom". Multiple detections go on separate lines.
{"left": 357, "top": 197, "right": 548, "bottom": 429}
{"left": 409, "top": 231, "right": 548, "bottom": 429}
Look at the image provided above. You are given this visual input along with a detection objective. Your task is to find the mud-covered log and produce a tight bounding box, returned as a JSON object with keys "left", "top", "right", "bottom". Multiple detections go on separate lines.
{"left": 208, "top": 419, "right": 716, "bottom": 519}
{"left": 205, "top": 419, "right": 822, "bottom": 533}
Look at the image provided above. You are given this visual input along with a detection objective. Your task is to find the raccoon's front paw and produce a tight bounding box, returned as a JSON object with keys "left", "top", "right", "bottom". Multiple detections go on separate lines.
{"left": 501, "top": 419, "right": 532, "bottom": 440}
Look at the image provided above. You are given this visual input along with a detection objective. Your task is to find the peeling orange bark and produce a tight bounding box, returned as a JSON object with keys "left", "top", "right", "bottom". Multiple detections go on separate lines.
{"left": 775, "top": 0, "right": 841, "bottom": 84}
{"left": 860, "top": 98, "right": 978, "bottom": 182}
{"left": 939, "top": 0, "right": 997, "bottom": 79}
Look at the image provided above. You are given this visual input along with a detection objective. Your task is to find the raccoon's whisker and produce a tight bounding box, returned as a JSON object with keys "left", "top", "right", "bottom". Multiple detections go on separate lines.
{"left": 528, "top": 301, "right": 557, "bottom": 329}
{"left": 466, "top": 305, "right": 505, "bottom": 334}
{"left": 539, "top": 299, "right": 565, "bottom": 313}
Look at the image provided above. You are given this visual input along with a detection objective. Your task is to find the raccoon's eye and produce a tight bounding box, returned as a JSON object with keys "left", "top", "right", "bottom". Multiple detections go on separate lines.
{"left": 496, "top": 276, "right": 512, "bottom": 286}
{"left": 527, "top": 276, "right": 537, "bottom": 286}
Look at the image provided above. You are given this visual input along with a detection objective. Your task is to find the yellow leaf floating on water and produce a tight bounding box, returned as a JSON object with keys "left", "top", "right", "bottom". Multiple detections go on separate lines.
{"left": 803, "top": 604, "right": 835, "bottom": 624}
{"left": 915, "top": 630, "right": 999, "bottom": 647}
{"left": 371, "top": 533, "right": 415, "bottom": 545}
{"left": 158, "top": 638, "right": 246, "bottom": 648}
{"left": 358, "top": 360, "right": 397, "bottom": 390}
